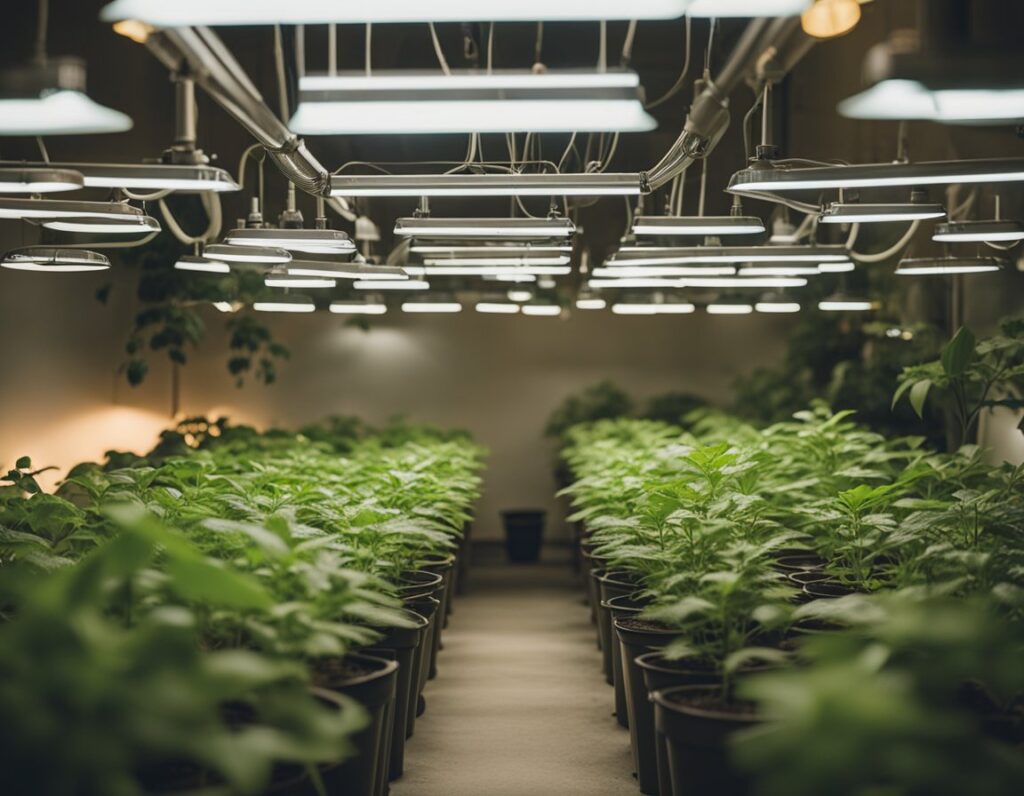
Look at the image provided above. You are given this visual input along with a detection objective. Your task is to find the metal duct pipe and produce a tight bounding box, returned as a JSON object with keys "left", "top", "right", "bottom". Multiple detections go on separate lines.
{"left": 641, "top": 17, "right": 812, "bottom": 192}
{"left": 143, "top": 26, "right": 355, "bottom": 219}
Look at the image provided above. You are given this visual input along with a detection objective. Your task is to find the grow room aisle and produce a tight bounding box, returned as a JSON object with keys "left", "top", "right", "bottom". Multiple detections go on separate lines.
{"left": 391, "top": 559, "right": 635, "bottom": 796}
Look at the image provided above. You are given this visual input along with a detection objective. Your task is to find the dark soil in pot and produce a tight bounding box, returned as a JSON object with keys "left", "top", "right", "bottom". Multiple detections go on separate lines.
{"left": 653, "top": 685, "right": 761, "bottom": 796}
{"left": 614, "top": 618, "right": 680, "bottom": 795}
{"left": 315, "top": 653, "right": 398, "bottom": 796}
{"left": 602, "top": 594, "right": 646, "bottom": 728}
{"left": 363, "top": 610, "right": 429, "bottom": 782}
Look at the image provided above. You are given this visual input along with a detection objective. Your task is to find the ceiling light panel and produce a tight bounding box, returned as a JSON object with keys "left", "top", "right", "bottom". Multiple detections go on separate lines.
{"left": 40, "top": 162, "right": 240, "bottom": 192}
{"left": 395, "top": 216, "right": 575, "bottom": 239}
{"left": 291, "top": 70, "right": 654, "bottom": 134}
{"left": 1, "top": 246, "right": 110, "bottom": 272}
{"left": 819, "top": 202, "right": 946, "bottom": 224}
{"left": 932, "top": 219, "right": 1024, "bottom": 243}
{"left": 631, "top": 215, "right": 766, "bottom": 236}
{"left": 331, "top": 173, "right": 642, "bottom": 198}
{"left": 223, "top": 228, "right": 356, "bottom": 254}
{"left": 0, "top": 166, "right": 84, "bottom": 193}
{"left": 0, "top": 198, "right": 145, "bottom": 221}
{"left": 896, "top": 256, "right": 1004, "bottom": 276}
{"left": 330, "top": 300, "right": 388, "bottom": 315}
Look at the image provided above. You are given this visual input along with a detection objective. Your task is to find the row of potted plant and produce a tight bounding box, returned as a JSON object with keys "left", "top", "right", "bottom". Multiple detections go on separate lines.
{"left": 0, "top": 416, "right": 484, "bottom": 796}
{"left": 561, "top": 390, "right": 1023, "bottom": 794}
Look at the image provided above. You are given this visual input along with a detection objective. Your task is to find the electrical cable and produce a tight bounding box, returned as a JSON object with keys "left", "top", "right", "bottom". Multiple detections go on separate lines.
{"left": 598, "top": 21, "right": 607, "bottom": 72}
{"left": 429, "top": 23, "right": 452, "bottom": 76}
{"left": 850, "top": 220, "right": 920, "bottom": 263}
{"left": 35, "top": 136, "right": 49, "bottom": 163}
{"left": 122, "top": 188, "right": 172, "bottom": 201}
{"left": 158, "top": 192, "right": 223, "bottom": 245}
{"left": 645, "top": 16, "right": 691, "bottom": 110}
{"left": 620, "top": 20, "right": 638, "bottom": 67}
{"left": 273, "top": 25, "right": 289, "bottom": 121}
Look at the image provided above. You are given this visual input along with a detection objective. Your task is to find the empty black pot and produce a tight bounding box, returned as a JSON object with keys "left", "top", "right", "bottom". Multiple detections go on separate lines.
{"left": 501, "top": 509, "right": 546, "bottom": 563}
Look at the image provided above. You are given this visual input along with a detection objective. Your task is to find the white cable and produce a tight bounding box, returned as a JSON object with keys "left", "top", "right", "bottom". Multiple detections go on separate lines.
{"left": 850, "top": 220, "right": 920, "bottom": 263}
{"left": 621, "top": 20, "right": 638, "bottom": 66}
{"left": 158, "top": 193, "right": 222, "bottom": 246}
{"left": 429, "top": 23, "right": 452, "bottom": 76}
{"left": 598, "top": 21, "right": 607, "bottom": 72}
{"left": 273, "top": 25, "right": 289, "bottom": 121}
{"left": 365, "top": 24, "right": 372, "bottom": 76}
{"left": 328, "top": 23, "right": 337, "bottom": 76}
{"left": 122, "top": 188, "right": 172, "bottom": 201}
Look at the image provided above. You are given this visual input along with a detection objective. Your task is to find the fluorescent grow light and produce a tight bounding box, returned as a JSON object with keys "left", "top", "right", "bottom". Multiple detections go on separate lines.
{"left": 417, "top": 264, "right": 571, "bottom": 276}
{"left": 0, "top": 166, "right": 83, "bottom": 193}
{"left": 819, "top": 201, "right": 946, "bottom": 224}
{"left": 707, "top": 303, "right": 754, "bottom": 315}
{"left": 331, "top": 173, "right": 642, "bottom": 198}
{"left": 0, "top": 198, "right": 145, "bottom": 221}
{"left": 576, "top": 296, "right": 607, "bottom": 310}
{"left": 401, "top": 299, "right": 463, "bottom": 313}
{"left": 521, "top": 302, "right": 562, "bottom": 317}
{"left": 729, "top": 158, "right": 1024, "bottom": 194}
{"left": 755, "top": 301, "right": 801, "bottom": 313}
{"left": 0, "top": 62, "right": 131, "bottom": 135}
{"left": 688, "top": 0, "right": 811, "bottom": 15}
{"left": 410, "top": 243, "right": 572, "bottom": 255}
{"left": 204, "top": 244, "right": 292, "bottom": 264}
{"left": 101, "top": 0, "right": 692, "bottom": 25}
{"left": 1, "top": 246, "right": 109, "bottom": 272}
{"left": 631, "top": 215, "right": 766, "bottom": 237}
{"left": 895, "top": 256, "right": 1004, "bottom": 276}
{"left": 932, "top": 219, "right": 1024, "bottom": 243}
{"left": 609, "top": 244, "right": 850, "bottom": 265}
{"left": 41, "top": 162, "right": 239, "bottom": 192}
{"left": 223, "top": 228, "right": 356, "bottom": 254}
{"left": 507, "top": 288, "right": 534, "bottom": 302}
{"left": 212, "top": 301, "right": 241, "bottom": 313}
{"left": 264, "top": 274, "right": 337, "bottom": 288}
{"left": 839, "top": 80, "right": 1024, "bottom": 123}
{"left": 592, "top": 265, "right": 737, "bottom": 277}
{"left": 683, "top": 276, "right": 808, "bottom": 288}
{"left": 737, "top": 265, "right": 821, "bottom": 276}
{"left": 818, "top": 295, "right": 877, "bottom": 311}
{"left": 287, "top": 261, "right": 408, "bottom": 280}
{"left": 589, "top": 277, "right": 685, "bottom": 289}
{"left": 354, "top": 279, "right": 430, "bottom": 290}
{"left": 42, "top": 215, "right": 161, "bottom": 234}
{"left": 475, "top": 301, "right": 521, "bottom": 314}
{"left": 422, "top": 255, "right": 570, "bottom": 267}
{"left": 329, "top": 300, "right": 387, "bottom": 315}
{"left": 174, "top": 255, "right": 230, "bottom": 274}
{"left": 395, "top": 216, "right": 575, "bottom": 239}
{"left": 818, "top": 262, "right": 856, "bottom": 273}
{"left": 253, "top": 295, "right": 316, "bottom": 313}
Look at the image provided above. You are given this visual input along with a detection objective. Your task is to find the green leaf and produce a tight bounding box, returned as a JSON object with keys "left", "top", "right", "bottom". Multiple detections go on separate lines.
{"left": 909, "top": 379, "right": 932, "bottom": 418}
{"left": 15, "top": 456, "right": 31, "bottom": 470}
{"left": 941, "top": 326, "right": 976, "bottom": 377}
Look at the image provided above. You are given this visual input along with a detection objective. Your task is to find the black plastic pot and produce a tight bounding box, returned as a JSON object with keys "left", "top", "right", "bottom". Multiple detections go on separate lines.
{"left": 362, "top": 610, "right": 429, "bottom": 782}
{"left": 653, "top": 685, "right": 761, "bottom": 796}
{"left": 615, "top": 618, "right": 680, "bottom": 795}
{"left": 589, "top": 569, "right": 612, "bottom": 681}
{"left": 602, "top": 593, "right": 648, "bottom": 728}
{"left": 637, "top": 653, "right": 721, "bottom": 796}
{"left": 400, "top": 590, "right": 441, "bottom": 739}
{"left": 803, "top": 580, "right": 856, "bottom": 599}
{"left": 420, "top": 553, "right": 456, "bottom": 679}
{"left": 315, "top": 653, "right": 398, "bottom": 796}
{"left": 455, "top": 519, "right": 473, "bottom": 596}
{"left": 580, "top": 542, "right": 599, "bottom": 625}
{"left": 772, "top": 553, "right": 826, "bottom": 573}
{"left": 502, "top": 509, "right": 546, "bottom": 563}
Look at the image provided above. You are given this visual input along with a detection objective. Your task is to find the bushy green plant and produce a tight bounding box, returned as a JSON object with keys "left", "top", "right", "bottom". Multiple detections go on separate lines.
{"left": 544, "top": 380, "right": 633, "bottom": 439}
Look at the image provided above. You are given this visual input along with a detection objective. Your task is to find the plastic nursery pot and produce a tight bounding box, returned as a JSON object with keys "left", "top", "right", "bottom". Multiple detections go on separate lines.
{"left": 313, "top": 653, "right": 399, "bottom": 796}
{"left": 419, "top": 553, "right": 456, "bottom": 680}
{"left": 636, "top": 653, "right": 722, "bottom": 796}
{"left": 501, "top": 509, "right": 546, "bottom": 563}
{"left": 596, "top": 570, "right": 644, "bottom": 684}
{"left": 653, "top": 684, "right": 762, "bottom": 796}
{"left": 602, "top": 593, "right": 648, "bottom": 729}
{"left": 362, "top": 609, "right": 430, "bottom": 782}
{"left": 589, "top": 569, "right": 612, "bottom": 681}
{"left": 400, "top": 594, "right": 440, "bottom": 739}
{"left": 581, "top": 547, "right": 599, "bottom": 625}
{"left": 614, "top": 617, "right": 681, "bottom": 796}
{"left": 455, "top": 519, "right": 473, "bottom": 596}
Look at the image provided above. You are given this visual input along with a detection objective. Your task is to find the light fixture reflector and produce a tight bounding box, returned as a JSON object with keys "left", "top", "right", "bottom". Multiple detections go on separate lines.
{"left": 932, "top": 219, "right": 1024, "bottom": 243}
{"left": 631, "top": 215, "right": 766, "bottom": 237}
{"left": 1, "top": 246, "right": 110, "bottom": 272}
{"left": 396, "top": 216, "right": 575, "bottom": 239}
{"left": 0, "top": 166, "right": 84, "bottom": 193}
{"left": 895, "top": 256, "right": 1004, "bottom": 276}
{"left": 332, "top": 172, "right": 641, "bottom": 198}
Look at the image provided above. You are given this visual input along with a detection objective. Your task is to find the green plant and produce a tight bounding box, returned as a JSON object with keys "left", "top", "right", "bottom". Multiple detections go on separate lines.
{"left": 544, "top": 380, "right": 633, "bottom": 439}
{"left": 894, "top": 318, "right": 1024, "bottom": 449}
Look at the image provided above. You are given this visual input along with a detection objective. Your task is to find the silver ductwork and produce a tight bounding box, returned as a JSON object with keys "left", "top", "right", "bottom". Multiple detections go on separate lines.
{"left": 641, "top": 17, "right": 813, "bottom": 193}
{"left": 142, "top": 26, "right": 354, "bottom": 219}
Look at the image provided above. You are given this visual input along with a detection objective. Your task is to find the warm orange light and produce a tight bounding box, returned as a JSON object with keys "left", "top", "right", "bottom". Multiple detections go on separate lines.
{"left": 113, "top": 19, "right": 153, "bottom": 44}
{"left": 801, "top": 0, "right": 862, "bottom": 39}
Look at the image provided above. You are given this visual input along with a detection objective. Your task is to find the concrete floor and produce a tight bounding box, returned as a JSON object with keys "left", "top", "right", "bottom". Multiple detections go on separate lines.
{"left": 390, "top": 559, "right": 636, "bottom": 796}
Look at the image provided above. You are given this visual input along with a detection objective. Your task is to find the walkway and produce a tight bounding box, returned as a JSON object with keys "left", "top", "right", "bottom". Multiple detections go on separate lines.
{"left": 391, "top": 558, "right": 635, "bottom": 796}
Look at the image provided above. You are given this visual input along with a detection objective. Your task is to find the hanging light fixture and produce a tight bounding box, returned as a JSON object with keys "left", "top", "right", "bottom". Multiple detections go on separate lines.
{"left": 410, "top": 243, "right": 572, "bottom": 256}
{"left": 174, "top": 255, "right": 230, "bottom": 274}
{"left": 416, "top": 264, "right": 571, "bottom": 276}
{"left": 801, "top": 0, "right": 862, "bottom": 39}
{"left": 631, "top": 215, "right": 766, "bottom": 237}
{"left": 264, "top": 270, "right": 337, "bottom": 288}
{"left": 819, "top": 201, "right": 946, "bottom": 224}
{"left": 42, "top": 215, "right": 161, "bottom": 234}
{"left": 575, "top": 289, "right": 607, "bottom": 310}
{"left": 30, "top": 162, "right": 240, "bottom": 193}
{"left": 475, "top": 299, "right": 521, "bottom": 315}
{"left": 353, "top": 279, "right": 430, "bottom": 290}
{"left": 737, "top": 264, "right": 821, "bottom": 276}
{"left": 253, "top": 293, "right": 317, "bottom": 313}
{"left": 895, "top": 256, "right": 1004, "bottom": 276}
{"left": 706, "top": 301, "right": 754, "bottom": 315}
{"left": 401, "top": 295, "right": 463, "bottom": 313}
{"left": 521, "top": 299, "right": 563, "bottom": 317}
{"left": 933, "top": 219, "right": 1024, "bottom": 243}
{"left": 286, "top": 260, "right": 408, "bottom": 280}
{"left": 332, "top": 173, "right": 642, "bottom": 198}
{"left": 818, "top": 261, "right": 856, "bottom": 273}
{"left": 223, "top": 227, "right": 357, "bottom": 255}
{"left": 755, "top": 292, "right": 802, "bottom": 313}
{"left": 611, "top": 293, "right": 699, "bottom": 315}
{"left": 292, "top": 71, "right": 655, "bottom": 135}
{"left": 507, "top": 288, "right": 534, "bottom": 303}
{"left": 729, "top": 158, "right": 1024, "bottom": 194}
{"left": 818, "top": 292, "right": 878, "bottom": 311}
{"left": 593, "top": 265, "right": 737, "bottom": 277}
{"left": 329, "top": 298, "right": 387, "bottom": 315}
{"left": 0, "top": 166, "right": 83, "bottom": 193}
{"left": 608, "top": 244, "right": 851, "bottom": 265}
{"left": 395, "top": 216, "right": 576, "bottom": 239}
{"left": 0, "top": 197, "right": 147, "bottom": 221}
{"left": 1, "top": 246, "right": 109, "bottom": 272}
{"left": 204, "top": 244, "right": 292, "bottom": 265}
